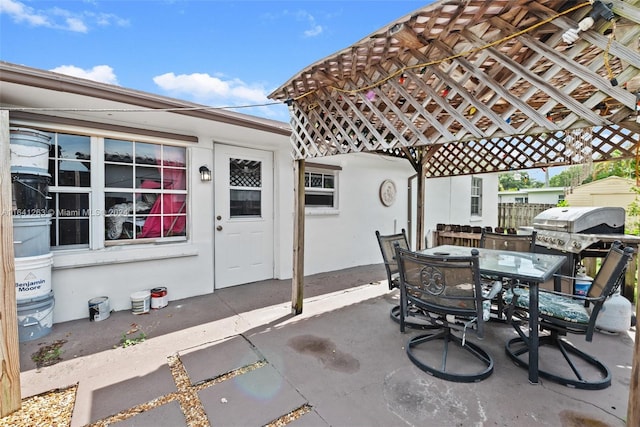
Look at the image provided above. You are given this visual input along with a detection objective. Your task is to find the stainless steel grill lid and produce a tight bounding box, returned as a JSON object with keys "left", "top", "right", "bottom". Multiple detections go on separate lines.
{"left": 532, "top": 207, "right": 625, "bottom": 234}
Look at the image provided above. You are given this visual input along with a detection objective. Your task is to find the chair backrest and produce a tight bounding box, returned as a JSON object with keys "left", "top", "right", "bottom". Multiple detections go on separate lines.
{"left": 480, "top": 229, "right": 537, "bottom": 252}
{"left": 583, "top": 241, "right": 634, "bottom": 339}
{"left": 375, "top": 229, "right": 410, "bottom": 284}
{"left": 395, "top": 246, "right": 486, "bottom": 336}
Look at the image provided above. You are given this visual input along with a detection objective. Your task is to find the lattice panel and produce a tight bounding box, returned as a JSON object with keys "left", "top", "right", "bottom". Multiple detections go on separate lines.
{"left": 229, "top": 159, "right": 261, "bottom": 188}
{"left": 273, "top": 0, "right": 640, "bottom": 175}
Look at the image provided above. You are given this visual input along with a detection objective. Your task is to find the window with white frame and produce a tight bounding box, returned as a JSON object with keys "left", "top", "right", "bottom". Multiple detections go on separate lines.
{"left": 46, "top": 129, "right": 188, "bottom": 248}
{"left": 104, "top": 138, "right": 187, "bottom": 241}
{"left": 304, "top": 163, "right": 340, "bottom": 209}
{"left": 470, "top": 176, "right": 482, "bottom": 216}
{"left": 48, "top": 132, "right": 92, "bottom": 248}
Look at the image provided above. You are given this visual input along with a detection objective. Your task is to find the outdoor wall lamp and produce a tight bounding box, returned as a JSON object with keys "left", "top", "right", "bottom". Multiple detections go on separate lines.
{"left": 199, "top": 165, "right": 212, "bottom": 182}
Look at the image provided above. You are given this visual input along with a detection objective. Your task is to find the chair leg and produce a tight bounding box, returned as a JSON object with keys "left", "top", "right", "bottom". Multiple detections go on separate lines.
{"left": 389, "top": 305, "right": 437, "bottom": 330}
{"left": 505, "top": 333, "right": 611, "bottom": 390}
{"left": 406, "top": 328, "right": 494, "bottom": 383}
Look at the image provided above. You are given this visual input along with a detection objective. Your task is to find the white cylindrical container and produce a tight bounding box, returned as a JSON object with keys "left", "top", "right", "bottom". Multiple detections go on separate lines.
{"left": 131, "top": 291, "right": 151, "bottom": 314}
{"left": 150, "top": 287, "right": 168, "bottom": 309}
{"left": 10, "top": 127, "right": 52, "bottom": 176}
{"left": 13, "top": 215, "right": 52, "bottom": 257}
{"left": 574, "top": 266, "right": 592, "bottom": 297}
{"left": 17, "top": 291, "right": 55, "bottom": 342}
{"left": 596, "top": 290, "right": 632, "bottom": 333}
{"left": 15, "top": 253, "right": 53, "bottom": 300}
{"left": 88, "top": 296, "right": 111, "bottom": 321}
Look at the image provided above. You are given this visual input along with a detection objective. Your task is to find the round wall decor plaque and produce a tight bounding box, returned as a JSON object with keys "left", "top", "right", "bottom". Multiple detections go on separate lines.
{"left": 379, "top": 180, "right": 397, "bottom": 206}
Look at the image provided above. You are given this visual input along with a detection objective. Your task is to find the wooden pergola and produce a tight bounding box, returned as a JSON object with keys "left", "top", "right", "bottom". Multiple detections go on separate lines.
{"left": 268, "top": 0, "right": 640, "bottom": 423}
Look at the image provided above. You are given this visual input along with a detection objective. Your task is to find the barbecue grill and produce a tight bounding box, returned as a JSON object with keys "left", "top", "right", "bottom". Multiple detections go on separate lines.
{"left": 533, "top": 206, "right": 625, "bottom": 254}
{"left": 530, "top": 206, "right": 639, "bottom": 296}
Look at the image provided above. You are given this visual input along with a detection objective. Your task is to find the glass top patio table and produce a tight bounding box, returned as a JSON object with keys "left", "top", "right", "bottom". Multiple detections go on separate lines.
{"left": 419, "top": 245, "right": 566, "bottom": 284}
{"left": 419, "top": 244, "right": 567, "bottom": 384}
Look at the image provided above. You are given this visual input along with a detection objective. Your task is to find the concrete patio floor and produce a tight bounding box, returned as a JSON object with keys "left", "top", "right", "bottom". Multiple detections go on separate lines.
{"left": 16, "top": 264, "right": 636, "bottom": 426}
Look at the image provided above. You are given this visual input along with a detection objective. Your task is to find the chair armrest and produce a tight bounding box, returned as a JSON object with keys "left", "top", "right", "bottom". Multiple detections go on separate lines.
{"left": 483, "top": 281, "right": 503, "bottom": 300}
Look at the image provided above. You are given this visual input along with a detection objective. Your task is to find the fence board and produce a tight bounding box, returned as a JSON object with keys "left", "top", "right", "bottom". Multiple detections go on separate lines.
{"left": 498, "top": 203, "right": 555, "bottom": 230}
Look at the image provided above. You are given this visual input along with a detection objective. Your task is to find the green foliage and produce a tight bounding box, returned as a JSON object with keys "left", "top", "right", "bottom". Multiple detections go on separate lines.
{"left": 557, "top": 199, "right": 569, "bottom": 207}
{"left": 31, "top": 340, "right": 66, "bottom": 368}
{"left": 498, "top": 172, "right": 543, "bottom": 191}
{"left": 120, "top": 332, "right": 147, "bottom": 348}
{"left": 549, "top": 166, "right": 583, "bottom": 187}
{"left": 626, "top": 186, "right": 640, "bottom": 235}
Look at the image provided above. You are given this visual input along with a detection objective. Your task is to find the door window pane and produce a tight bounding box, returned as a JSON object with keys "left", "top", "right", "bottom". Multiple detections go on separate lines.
{"left": 229, "top": 158, "right": 262, "bottom": 217}
{"left": 230, "top": 159, "right": 261, "bottom": 187}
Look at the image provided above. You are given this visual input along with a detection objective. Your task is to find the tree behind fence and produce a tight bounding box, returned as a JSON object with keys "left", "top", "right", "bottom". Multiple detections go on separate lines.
{"left": 498, "top": 203, "right": 556, "bottom": 230}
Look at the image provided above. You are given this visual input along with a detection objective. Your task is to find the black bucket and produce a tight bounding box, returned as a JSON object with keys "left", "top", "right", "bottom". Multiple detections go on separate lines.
{"left": 12, "top": 174, "right": 51, "bottom": 215}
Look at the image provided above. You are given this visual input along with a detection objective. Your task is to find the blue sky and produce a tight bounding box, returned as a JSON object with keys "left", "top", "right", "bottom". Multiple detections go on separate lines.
{"left": 0, "top": 0, "right": 428, "bottom": 122}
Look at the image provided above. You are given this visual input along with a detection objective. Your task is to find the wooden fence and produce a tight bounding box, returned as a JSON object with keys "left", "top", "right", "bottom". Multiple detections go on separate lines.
{"left": 498, "top": 203, "right": 555, "bottom": 230}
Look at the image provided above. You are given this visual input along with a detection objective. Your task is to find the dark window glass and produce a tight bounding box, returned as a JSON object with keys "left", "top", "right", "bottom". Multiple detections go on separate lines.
{"left": 230, "top": 189, "right": 261, "bottom": 217}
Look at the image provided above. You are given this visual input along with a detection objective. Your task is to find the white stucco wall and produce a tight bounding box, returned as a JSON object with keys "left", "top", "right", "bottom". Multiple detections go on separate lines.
{"left": 424, "top": 174, "right": 499, "bottom": 247}
{"left": 300, "top": 154, "right": 412, "bottom": 276}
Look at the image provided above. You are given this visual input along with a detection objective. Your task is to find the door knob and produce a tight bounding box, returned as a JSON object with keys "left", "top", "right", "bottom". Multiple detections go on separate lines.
{"left": 216, "top": 225, "right": 223, "bottom": 231}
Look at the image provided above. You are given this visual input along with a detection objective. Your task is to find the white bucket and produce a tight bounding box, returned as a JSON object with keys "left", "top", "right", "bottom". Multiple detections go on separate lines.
{"left": 15, "top": 253, "right": 53, "bottom": 301}
{"left": 131, "top": 291, "right": 150, "bottom": 314}
{"left": 151, "top": 287, "right": 168, "bottom": 309}
{"left": 89, "top": 296, "right": 111, "bottom": 322}
{"left": 17, "top": 291, "right": 55, "bottom": 342}
{"left": 13, "top": 215, "right": 51, "bottom": 257}
{"left": 10, "top": 127, "right": 52, "bottom": 176}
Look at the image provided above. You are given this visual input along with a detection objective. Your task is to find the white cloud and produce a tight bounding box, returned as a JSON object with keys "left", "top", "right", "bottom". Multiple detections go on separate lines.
{"left": 50, "top": 65, "right": 119, "bottom": 85}
{"left": 65, "top": 17, "right": 88, "bottom": 33}
{"left": 296, "top": 10, "right": 323, "bottom": 38}
{"left": 0, "top": 0, "right": 128, "bottom": 32}
{"left": 0, "top": 0, "right": 51, "bottom": 27}
{"left": 304, "top": 25, "right": 323, "bottom": 37}
{"left": 153, "top": 72, "right": 270, "bottom": 106}
{"left": 152, "top": 71, "right": 290, "bottom": 121}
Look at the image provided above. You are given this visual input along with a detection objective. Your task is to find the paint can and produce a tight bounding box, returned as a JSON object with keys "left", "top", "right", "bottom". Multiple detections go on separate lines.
{"left": 17, "top": 291, "right": 55, "bottom": 342}
{"left": 88, "top": 296, "right": 111, "bottom": 322}
{"left": 131, "top": 290, "right": 151, "bottom": 314}
{"left": 15, "top": 252, "right": 53, "bottom": 300}
{"left": 10, "top": 127, "right": 52, "bottom": 176}
{"left": 150, "top": 287, "right": 168, "bottom": 309}
{"left": 13, "top": 215, "right": 52, "bottom": 257}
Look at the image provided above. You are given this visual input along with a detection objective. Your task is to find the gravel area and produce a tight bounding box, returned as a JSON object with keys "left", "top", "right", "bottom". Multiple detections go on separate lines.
{"left": 0, "top": 384, "right": 76, "bottom": 427}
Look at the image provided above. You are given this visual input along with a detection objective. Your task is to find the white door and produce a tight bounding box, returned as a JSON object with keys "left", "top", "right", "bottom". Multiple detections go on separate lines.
{"left": 214, "top": 144, "right": 274, "bottom": 288}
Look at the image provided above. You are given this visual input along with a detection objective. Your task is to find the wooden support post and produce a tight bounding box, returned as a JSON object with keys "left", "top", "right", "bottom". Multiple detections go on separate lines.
{"left": 0, "top": 110, "right": 21, "bottom": 416}
{"left": 416, "top": 157, "right": 425, "bottom": 250}
{"left": 292, "top": 159, "right": 305, "bottom": 315}
{"left": 629, "top": 297, "right": 639, "bottom": 427}
{"left": 629, "top": 244, "right": 640, "bottom": 427}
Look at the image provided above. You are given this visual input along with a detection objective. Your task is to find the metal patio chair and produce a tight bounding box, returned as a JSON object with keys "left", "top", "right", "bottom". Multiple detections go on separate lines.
{"left": 395, "top": 246, "right": 500, "bottom": 382}
{"left": 375, "top": 229, "right": 415, "bottom": 326}
{"left": 375, "top": 229, "right": 410, "bottom": 291}
{"left": 479, "top": 229, "right": 537, "bottom": 320}
{"left": 504, "top": 241, "right": 634, "bottom": 389}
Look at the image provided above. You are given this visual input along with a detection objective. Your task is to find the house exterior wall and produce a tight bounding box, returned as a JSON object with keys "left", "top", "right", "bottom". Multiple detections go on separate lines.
{"left": 528, "top": 189, "right": 564, "bottom": 204}
{"left": 565, "top": 176, "right": 636, "bottom": 209}
{"left": 302, "top": 154, "right": 413, "bottom": 275}
{"left": 7, "top": 114, "right": 296, "bottom": 323}
{"left": 498, "top": 187, "right": 565, "bottom": 204}
{"left": 1, "top": 62, "right": 498, "bottom": 324}
{"left": 424, "top": 173, "right": 499, "bottom": 245}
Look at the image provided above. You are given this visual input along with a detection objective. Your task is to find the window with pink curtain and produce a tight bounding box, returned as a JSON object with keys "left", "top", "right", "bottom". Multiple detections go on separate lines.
{"left": 105, "top": 140, "right": 187, "bottom": 241}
